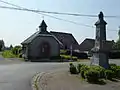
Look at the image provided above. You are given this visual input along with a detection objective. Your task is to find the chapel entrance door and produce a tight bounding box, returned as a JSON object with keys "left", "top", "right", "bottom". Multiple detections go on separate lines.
{"left": 40, "top": 42, "right": 50, "bottom": 58}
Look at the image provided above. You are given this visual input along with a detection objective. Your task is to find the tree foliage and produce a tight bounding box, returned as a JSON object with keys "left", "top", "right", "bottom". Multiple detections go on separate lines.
{"left": 112, "top": 40, "right": 120, "bottom": 50}
{"left": 12, "top": 45, "right": 22, "bottom": 55}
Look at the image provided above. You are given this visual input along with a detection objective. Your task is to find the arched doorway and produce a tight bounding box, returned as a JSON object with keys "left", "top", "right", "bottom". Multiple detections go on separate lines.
{"left": 40, "top": 41, "right": 50, "bottom": 58}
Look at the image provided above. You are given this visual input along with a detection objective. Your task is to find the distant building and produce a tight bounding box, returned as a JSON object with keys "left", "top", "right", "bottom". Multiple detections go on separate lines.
{"left": 50, "top": 31, "right": 79, "bottom": 50}
{"left": 0, "top": 40, "right": 5, "bottom": 51}
{"left": 79, "top": 38, "right": 114, "bottom": 53}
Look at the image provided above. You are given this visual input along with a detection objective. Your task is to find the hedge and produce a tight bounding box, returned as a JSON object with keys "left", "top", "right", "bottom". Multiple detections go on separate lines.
{"left": 69, "top": 63, "right": 120, "bottom": 83}
{"left": 60, "top": 55, "right": 77, "bottom": 61}
{"left": 60, "top": 50, "right": 88, "bottom": 59}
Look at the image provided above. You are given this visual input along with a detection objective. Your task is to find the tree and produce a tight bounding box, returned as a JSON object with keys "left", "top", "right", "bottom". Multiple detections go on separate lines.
{"left": 10, "top": 44, "right": 13, "bottom": 50}
{"left": 12, "top": 45, "right": 22, "bottom": 55}
{"left": 112, "top": 40, "right": 120, "bottom": 50}
{"left": 112, "top": 27, "right": 120, "bottom": 50}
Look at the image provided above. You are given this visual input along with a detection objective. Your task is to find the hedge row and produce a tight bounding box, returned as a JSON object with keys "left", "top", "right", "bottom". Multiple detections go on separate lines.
{"left": 60, "top": 50, "right": 88, "bottom": 59}
{"left": 60, "top": 55, "right": 77, "bottom": 61}
{"left": 69, "top": 63, "right": 120, "bottom": 83}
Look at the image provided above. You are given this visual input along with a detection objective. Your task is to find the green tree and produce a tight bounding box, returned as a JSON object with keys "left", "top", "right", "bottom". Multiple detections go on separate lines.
{"left": 10, "top": 44, "right": 13, "bottom": 50}
{"left": 12, "top": 45, "right": 22, "bottom": 55}
{"left": 112, "top": 27, "right": 120, "bottom": 50}
{"left": 112, "top": 40, "right": 120, "bottom": 50}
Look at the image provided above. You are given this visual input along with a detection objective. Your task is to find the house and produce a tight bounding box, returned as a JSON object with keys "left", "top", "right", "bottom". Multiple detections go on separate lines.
{"left": 21, "top": 20, "right": 62, "bottom": 61}
{"left": 79, "top": 38, "right": 114, "bottom": 53}
{"left": 50, "top": 31, "right": 79, "bottom": 50}
{"left": 0, "top": 40, "right": 5, "bottom": 51}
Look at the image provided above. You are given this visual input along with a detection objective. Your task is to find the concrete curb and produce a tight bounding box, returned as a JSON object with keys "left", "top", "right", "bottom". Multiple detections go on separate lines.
{"left": 31, "top": 72, "right": 45, "bottom": 90}
{"left": 31, "top": 70, "right": 67, "bottom": 90}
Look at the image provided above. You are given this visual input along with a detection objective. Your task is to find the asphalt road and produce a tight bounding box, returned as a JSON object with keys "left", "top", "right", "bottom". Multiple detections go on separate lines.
{"left": 0, "top": 59, "right": 120, "bottom": 90}
{"left": 0, "top": 62, "right": 69, "bottom": 90}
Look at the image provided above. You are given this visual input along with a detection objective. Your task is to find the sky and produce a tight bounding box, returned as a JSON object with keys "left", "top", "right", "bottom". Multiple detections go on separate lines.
{"left": 0, "top": 0, "right": 120, "bottom": 46}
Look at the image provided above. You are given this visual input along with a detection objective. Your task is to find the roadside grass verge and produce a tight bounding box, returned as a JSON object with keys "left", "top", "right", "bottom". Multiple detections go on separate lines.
{"left": 2, "top": 50, "right": 17, "bottom": 58}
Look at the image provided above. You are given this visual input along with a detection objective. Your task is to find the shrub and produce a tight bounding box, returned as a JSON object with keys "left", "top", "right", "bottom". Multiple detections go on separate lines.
{"left": 80, "top": 65, "right": 90, "bottom": 79}
{"left": 116, "top": 66, "right": 120, "bottom": 78}
{"left": 18, "top": 53, "right": 22, "bottom": 58}
{"left": 110, "top": 63, "right": 117, "bottom": 67}
{"left": 12, "top": 45, "right": 22, "bottom": 55}
{"left": 2, "top": 50, "right": 16, "bottom": 58}
{"left": 66, "top": 50, "right": 88, "bottom": 59}
{"left": 85, "top": 68, "right": 100, "bottom": 82}
{"left": 105, "top": 70, "right": 114, "bottom": 80}
{"left": 90, "top": 66, "right": 105, "bottom": 78}
{"left": 60, "top": 55, "right": 78, "bottom": 61}
{"left": 77, "top": 64, "right": 85, "bottom": 73}
{"left": 50, "top": 56, "right": 61, "bottom": 60}
{"left": 83, "top": 65, "right": 106, "bottom": 83}
{"left": 60, "top": 50, "right": 67, "bottom": 54}
{"left": 109, "top": 63, "right": 120, "bottom": 78}
{"left": 69, "top": 63, "right": 78, "bottom": 74}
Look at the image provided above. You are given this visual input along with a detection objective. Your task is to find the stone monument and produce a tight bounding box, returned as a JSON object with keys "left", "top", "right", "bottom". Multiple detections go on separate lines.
{"left": 91, "top": 12, "right": 109, "bottom": 68}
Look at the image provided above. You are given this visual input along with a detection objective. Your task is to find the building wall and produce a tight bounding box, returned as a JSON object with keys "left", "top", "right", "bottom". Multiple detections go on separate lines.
{"left": 28, "top": 36, "right": 60, "bottom": 59}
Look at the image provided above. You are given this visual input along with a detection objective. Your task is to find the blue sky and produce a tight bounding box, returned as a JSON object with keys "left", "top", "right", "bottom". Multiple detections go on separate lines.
{"left": 0, "top": 0, "right": 120, "bottom": 46}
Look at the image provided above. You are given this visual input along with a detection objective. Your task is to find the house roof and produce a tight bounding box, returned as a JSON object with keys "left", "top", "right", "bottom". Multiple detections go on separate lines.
{"left": 79, "top": 38, "right": 114, "bottom": 51}
{"left": 50, "top": 31, "right": 78, "bottom": 44}
{"left": 50, "top": 31, "right": 79, "bottom": 50}
{"left": 21, "top": 31, "right": 63, "bottom": 45}
{"left": 21, "top": 20, "right": 63, "bottom": 45}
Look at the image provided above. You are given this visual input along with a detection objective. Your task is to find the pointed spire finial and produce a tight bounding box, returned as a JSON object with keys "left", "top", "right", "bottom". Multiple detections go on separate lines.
{"left": 98, "top": 11, "right": 104, "bottom": 20}
{"left": 39, "top": 20, "right": 47, "bottom": 28}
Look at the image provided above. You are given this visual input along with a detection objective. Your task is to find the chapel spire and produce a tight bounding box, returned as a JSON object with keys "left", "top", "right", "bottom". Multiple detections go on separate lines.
{"left": 39, "top": 20, "right": 47, "bottom": 32}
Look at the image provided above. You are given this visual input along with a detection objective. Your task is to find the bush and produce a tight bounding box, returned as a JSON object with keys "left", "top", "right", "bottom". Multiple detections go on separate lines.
{"left": 116, "top": 66, "right": 120, "bottom": 78}
{"left": 80, "top": 65, "right": 90, "bottom": 79}
{"left": 110, "top": 63, "right": 117, "bottom": 67}
{"left": 12, "top": 46, "right": 22, "bottom": 55}
{"left": 69, "top": 63, "right": 78, "bottom": 74}
{"left": 50, "top": 56, "right": 61, "bottom": 60}
{"left": 60, "top": 50, "right": 67, "bottom": 54}
{"left": 109, "top": 64, "right": 120, "bottom": 78}
{"left": 77, "top": 64, "right": 86, "bottom": 73}
{"left": 69, "top": 63, "right": 120, "bottom": 83}
{"left": 83, "top": 66, "right": 105, "bottom": 83}
{"left": 66, "top": 50, "right": 88, "bottom": 59}
{"left": 2, "top": 50, "right": 16, "bottom": 58}
{"left": 18, "top": 53, "right": 22, "bottom": 58}
{"left": 90, "top": 66, "right": 105, "bottom": 78}
{"left": 105, "top": 70, "right": 114, "bottom": 80}
{"left": 85, "top": 69, "right": 100, "bottom": 82}
{"left": 60, "top": 55, "right": 78, "bottom": 61}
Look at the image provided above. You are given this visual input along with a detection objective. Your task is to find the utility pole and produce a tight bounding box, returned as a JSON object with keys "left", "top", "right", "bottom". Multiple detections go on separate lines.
{"left": 70, "top": 44, "right": 73, "bottom": 61}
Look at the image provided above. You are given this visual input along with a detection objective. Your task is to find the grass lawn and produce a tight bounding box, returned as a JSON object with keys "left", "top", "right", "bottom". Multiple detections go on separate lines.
{"left": 2, "top": 50, "right": 18, "bottom": 58}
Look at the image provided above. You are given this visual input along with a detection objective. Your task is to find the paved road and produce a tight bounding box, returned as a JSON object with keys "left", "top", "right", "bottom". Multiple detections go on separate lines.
{"left": 0, "top": 59, "right": 120, "bottom": 90}
{"left": 0, "top": 62, "right": 69, "bottom": 90}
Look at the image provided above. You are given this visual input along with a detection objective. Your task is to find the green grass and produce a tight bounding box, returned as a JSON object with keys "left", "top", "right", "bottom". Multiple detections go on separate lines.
{"left": 2, "top": 50, "right": 18, "bottom": 58}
